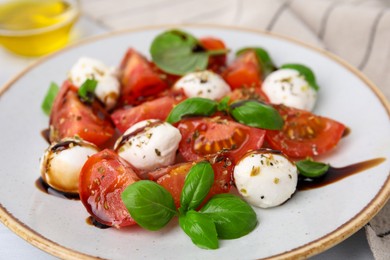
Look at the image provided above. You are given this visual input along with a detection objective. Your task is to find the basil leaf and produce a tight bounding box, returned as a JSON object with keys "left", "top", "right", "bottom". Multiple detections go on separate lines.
{"left": 230, "top": 100, "right": 284, "bottom": 130}
{"left": 150, "top": 30, "right": 227, "bottom": 76}
{"left": 150, "top": 30, "right": 208, "bottom": 75}
{"left": 217, "top": 96, "right": 230, "bottom": 112}
{"left": 296, "top": 159, "right": 329, "bottom": 178}
{"left": 179, "top": 210, "right": 219, "bottom": 249}
{"left": 236, "top": 47, "right": 276, "bottom": 77}
{"left": 280, "top": 63, "right": 319, "bottom": 91}
{"left": 41, "top": 82, "right": 59, "bottom": 115}
{"left": 78, "top": 79, "right": 98, "bottom": 103}
{"left": 200, "top": 194, "right": 258, "bottom": 239}
{"left": 180, "top": 161, "right": 214, "bottom": 212}
{"left": 166, "top": 97, "right": 218, "bottom": 124}
{"left": 121, "top": 180, "right": 177, "bottom": 231}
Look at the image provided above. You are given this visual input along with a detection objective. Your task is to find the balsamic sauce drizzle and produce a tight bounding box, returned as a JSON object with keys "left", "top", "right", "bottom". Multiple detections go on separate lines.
{"left": 297, "top": 158, "right": 386, "bottom": 190}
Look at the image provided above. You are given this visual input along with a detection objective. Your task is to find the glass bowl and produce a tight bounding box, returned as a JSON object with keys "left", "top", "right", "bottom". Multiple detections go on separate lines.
{"left": 0, "top": 0, "right": 80, "bottom": 56}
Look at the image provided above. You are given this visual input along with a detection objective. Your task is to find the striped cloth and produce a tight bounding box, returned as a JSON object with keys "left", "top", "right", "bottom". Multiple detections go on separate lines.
{"left": 81, "top": 0, "right": 390, "bottom": 258}
{"left": 81, "top": 0, "right": 390, "bottom": 101}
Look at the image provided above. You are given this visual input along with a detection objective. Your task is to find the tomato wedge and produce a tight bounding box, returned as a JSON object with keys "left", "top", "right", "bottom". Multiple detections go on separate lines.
{"left": 175, "top": 116, "right": 266, "bottom": 163}
{"left": 223, "top": 50, "right": 263, "bottom": 90}
{"left": 119, "top": 48, "right": 168, "bottom": 105}
{"left": 79, "top": 149, "right": 140, "bottom": 228}
{"left": 266, "top": 105, "right": 346, "bottom": 158}
{"left": 49, "top": 81, "right": 114, "bottom": 146}
{"left": 148, "top": 154, "right": 234, "bottom": 208}
{"left": 199, "top": 37, "right": 227, "bottom": 74}
{"left": 111, "top": 93, "right": 185, "bottom": 133}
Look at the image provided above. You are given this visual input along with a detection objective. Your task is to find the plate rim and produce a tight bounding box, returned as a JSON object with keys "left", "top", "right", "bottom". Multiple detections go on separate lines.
{"left": 0, "top": 23, "right": 389, "bottom": 260}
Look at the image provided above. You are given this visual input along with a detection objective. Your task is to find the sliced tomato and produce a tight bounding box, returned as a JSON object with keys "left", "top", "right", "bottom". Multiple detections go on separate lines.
{"left": 266, "top": 105, "right": 346, "bottom": 158}
{"left": 224, "top": 86, "right": 269, "bottom": 104}
{"left": 199, "top": 37, "right": 227, "bottom": 74}
{"left": 223, "top": 50, "right": 263, "bottom": 90}
{"left": 148, "top": 154, "right": 234, "bottom": 208}
{"left": 111, "top": 93, "right": 185, "bottom": 133}
{"left": 150, "top": 163, "right": 193, "bottom": 208}
{"left": 49, "top": 81, "right": 114, "bottom": 146}
{"left": 119, "top": 48, "right": 168, "bottom": 105}
{"left": 79, "top": 149, "right": 140, "bottom": 228}
{"left": 175, "top": 116, "right": 266, "bottom": 163}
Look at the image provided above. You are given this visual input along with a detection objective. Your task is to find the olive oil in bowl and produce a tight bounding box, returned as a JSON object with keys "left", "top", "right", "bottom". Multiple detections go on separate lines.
{"left": 0, "top": 0, "right": 80, "bottom": 56}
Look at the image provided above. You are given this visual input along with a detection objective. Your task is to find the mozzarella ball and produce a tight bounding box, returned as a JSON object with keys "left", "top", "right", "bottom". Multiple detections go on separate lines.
{"left": 262, "top": 69, "right": 317, "bottom": 111}
{"left": 69, "top": 57, "right": 120, "bottom": 109}
{"left": 40, "top": 138, "right": 99, "bottom": 194}
{"left": 173, "top": 70, "right": 231, "bottom": 100}
{"left": 234, "top": 150, "right": 298, "bottom": 208}
{"left": 115, "top": 119, "right": 182, "bottom": 171}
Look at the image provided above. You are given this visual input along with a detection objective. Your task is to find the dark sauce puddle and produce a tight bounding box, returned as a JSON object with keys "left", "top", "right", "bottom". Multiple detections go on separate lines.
{"left": 35, "top": 177, "right": 79, "bottom": 200}
{"left": 86, "top": 216, "right": 111, "bottom": 229}
{"left": 41, "top": 128, "right": 50, "bottom": 144}
{"left": 342, "top": 127, "right": 351, "bottom": 138}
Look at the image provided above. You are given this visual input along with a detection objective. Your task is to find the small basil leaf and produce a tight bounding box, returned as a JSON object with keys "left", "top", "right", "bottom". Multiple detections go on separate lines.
{"left": 280, "top": 63, "right": 319, "bottom": 91}
{"left": 150, "top": 30, "right": 208, "bottom": 75}
{"left": 217, "top": 96, "right": 230, "bottom": 112}
{"left": 41, "top": 82, "right": 59, "bottom": 115}
{"left": 166, "top": 97, "right": 218, "bottom": 124}
{"left": 78, "top": 79, "right": 98, "bottom": 103}
{"left": 296, "top": 159, "right": 329, "bottom": 178}
{"left": 236, "top": 47, "right": 276, "bottom": 77}
{"left": 230, "top": 100, "right": 284, "bottom": 130}
{"left": 180, "top": 161, "right": 214, "bottom": 212}
{"left": 121, "top": 180, "right": 177, "bottom": 231}
{"left": 179, "top": 210, "right": 219, "bottom": 249}
{"left": 200, "top": 194, "right": 258, "bottom": 239}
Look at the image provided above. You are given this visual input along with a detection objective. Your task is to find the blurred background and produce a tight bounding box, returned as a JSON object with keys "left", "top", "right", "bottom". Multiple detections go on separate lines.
{"left": 0, "top": 0, "right": 389, "bottom": 259}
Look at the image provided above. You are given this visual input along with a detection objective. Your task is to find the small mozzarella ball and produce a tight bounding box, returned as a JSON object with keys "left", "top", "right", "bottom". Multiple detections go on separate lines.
{"left": 173, "top": 70, "right": 231, "bottom": 100}
{"left": 40, "top": 138, "right": 99, "bottom": 194}
{"left": 262, "top": 69, "right": 317, "bottom": 111}
{"left": 69, "top": 57, "right": 120, "bottom": 109}
{"left": 115, "top": 119, "right": 182, "bottom": 171}
{"left": 234, "top": 150, "right": 298, "bottom": 208}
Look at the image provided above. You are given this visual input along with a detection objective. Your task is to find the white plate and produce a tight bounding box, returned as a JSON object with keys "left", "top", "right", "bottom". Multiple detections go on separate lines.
{"left": 0, "top": 25, "right": 389, "bottom": 259}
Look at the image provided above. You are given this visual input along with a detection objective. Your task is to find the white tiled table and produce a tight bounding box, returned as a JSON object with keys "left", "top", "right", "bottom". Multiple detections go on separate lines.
{"left": 0, "top": 17, "right": 376, "bottom": 260}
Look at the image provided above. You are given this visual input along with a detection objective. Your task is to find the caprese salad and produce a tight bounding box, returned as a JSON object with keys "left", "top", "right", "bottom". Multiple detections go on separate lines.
{"left": 39, "top": 29, "right": 346, "bottom": 249}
